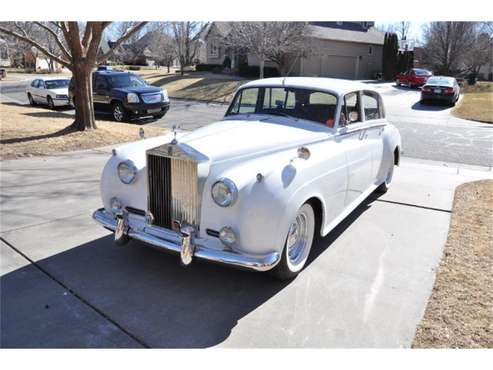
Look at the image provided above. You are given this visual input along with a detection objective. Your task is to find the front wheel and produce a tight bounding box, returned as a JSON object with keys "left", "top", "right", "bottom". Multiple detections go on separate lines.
{"left": 112, "top": 102, "right": 128, "bottom": 122}
{"left": 271, "top": 203, "right": 315, "bottom": 280}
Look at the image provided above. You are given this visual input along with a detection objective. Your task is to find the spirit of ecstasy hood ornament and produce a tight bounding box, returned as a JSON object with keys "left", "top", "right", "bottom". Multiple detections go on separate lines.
{"left": 171, "top": 124, "right": 180, "bottom": 145}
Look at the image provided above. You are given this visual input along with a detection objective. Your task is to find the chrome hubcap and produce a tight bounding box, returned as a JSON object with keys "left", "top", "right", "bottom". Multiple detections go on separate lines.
{"left": 113, "top": 106, "right": 123, "bottom": 121}
{"left": 287, "top": 212, "right": 308, "bottom": 266}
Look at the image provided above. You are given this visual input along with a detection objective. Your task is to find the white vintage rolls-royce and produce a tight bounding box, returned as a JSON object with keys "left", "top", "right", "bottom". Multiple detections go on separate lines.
{"left": 93, "top": 77, "right": 401, "bottom": 279}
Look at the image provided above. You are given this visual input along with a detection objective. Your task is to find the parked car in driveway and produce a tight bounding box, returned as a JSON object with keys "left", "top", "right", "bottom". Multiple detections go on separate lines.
{"left": 421, "top": 76, "right": 460, "bottom": 106}
{"left": 396, "top": 68, "right": 433, "bottom": 88}
{"left": 92, "top": 77, "right": 402, "bottom": 279}
{"left": 26, "top": 77, "right": 71, "bottom": 109}
{"left": 69, "top": 69, "right": 170, "bottom": 122}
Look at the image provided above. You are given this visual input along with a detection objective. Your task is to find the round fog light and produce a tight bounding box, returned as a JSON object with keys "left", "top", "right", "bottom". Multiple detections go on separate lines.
{"left": 219, "top": 226, "right": 236, "bottom": 247}
{"left": 110, "top": 197, "right": 123, "bottom": 215}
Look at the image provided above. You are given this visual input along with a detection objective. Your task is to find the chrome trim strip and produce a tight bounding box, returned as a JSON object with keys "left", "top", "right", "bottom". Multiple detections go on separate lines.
{"left": 93, "top": 208, "right": 280, "bottom": 272}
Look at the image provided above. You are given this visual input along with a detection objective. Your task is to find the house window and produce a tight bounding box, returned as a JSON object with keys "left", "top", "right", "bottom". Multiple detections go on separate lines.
{"left": 209, "top": 39, "right": 219, "bottom": 58}
{"left": 368, "top": 46, "right": 373, "bottom": 55}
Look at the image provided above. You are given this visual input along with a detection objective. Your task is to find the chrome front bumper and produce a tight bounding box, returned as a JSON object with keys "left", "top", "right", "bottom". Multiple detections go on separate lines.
{"left": 92, "top": 208, "right": 280, "bottom": 272}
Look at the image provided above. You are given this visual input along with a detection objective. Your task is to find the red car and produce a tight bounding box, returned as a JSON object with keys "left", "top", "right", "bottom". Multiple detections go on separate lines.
{"left": 396, "top": 68, "right": 433, "bottom": 88}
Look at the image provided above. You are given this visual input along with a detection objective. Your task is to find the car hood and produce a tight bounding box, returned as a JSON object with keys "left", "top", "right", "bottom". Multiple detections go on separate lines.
{"left": 48, "top": 87, "right": 69, "bottom": 95}
{"left": 177, "top": 116, "right": 331, "bottom": 163}
{"left": 112, "top": 86, "right": 162, "bottom": 95}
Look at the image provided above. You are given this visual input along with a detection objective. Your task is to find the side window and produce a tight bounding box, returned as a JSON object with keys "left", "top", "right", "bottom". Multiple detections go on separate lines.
{"left": 95, "top": 76, "right": 108, "bottom": 90}
{"left": 340, "top": 92, "right": 361, "bottom": 125}
{"left": 31, "top": 80, "right": 38, "bottom": 88}
{"left": 38, "top": 80, "right": 45, "bottom": 89}
{"left": 362, "top": 92, "right": 381, "bottom": 120}
{"left": 230, "top": 88, "right": 259, "bottom": 115}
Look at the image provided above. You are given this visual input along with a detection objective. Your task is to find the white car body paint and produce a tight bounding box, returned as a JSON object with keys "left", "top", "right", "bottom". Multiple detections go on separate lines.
{"left": 97, "top": 77, "right": 402, "bottom": 269}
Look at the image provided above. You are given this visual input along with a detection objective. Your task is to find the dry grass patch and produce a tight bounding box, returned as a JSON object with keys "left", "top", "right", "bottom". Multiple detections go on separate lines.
{"left": 413, "top": 180, "right": 493, "bottom": 348}
{"left": 0, "top": 103, "right": 166, "bottom": 160}
{"left": 453, "top": 82, "right": 493, "bottom": 123}
{"left": 143, "top": 71, "right": 248, "bottom": 103}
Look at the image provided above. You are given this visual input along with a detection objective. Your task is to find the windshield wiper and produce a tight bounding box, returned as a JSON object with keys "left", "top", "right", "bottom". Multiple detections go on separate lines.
{"left": 266, "top": 111, "right": 293, "bottom": 118}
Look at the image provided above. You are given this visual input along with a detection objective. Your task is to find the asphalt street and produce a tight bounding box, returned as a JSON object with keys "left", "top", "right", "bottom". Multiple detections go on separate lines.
{"left": 1, "top": 78, "right": 492, "bottom": 167}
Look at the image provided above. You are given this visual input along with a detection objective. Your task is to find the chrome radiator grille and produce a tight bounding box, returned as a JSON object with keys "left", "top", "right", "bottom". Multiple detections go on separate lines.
{"left": 147, "top": 152, "right": 199, "bottom": 229}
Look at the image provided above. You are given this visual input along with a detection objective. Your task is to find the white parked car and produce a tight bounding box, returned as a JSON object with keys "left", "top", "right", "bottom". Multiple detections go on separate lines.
{"left": 26, "top": 77, "right": 71, "bottom": 109}
{"left": 93, "top": 77, "right": 401, "bottom": 279}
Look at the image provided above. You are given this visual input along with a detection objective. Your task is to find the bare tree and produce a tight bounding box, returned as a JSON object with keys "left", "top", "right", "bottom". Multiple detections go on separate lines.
{"left": 264, "top": 22, "right": 311, "bottom": 76}
{"left": 421, "top": 22, "right": 477, "bottom": 75}
{"left": 225, "top": 22, "right": 310, "bottom": 78}
{"left": 394, "top": 21, "right": 411, "bottom": 41}
{"left": 0, "top": 21, "right": 147, "bottom": 130}
{"left": 464, "top": 29, "right": 492, "bottom": 76}
{"left": 171, "top": 22, "right": 201, "bottom": 76}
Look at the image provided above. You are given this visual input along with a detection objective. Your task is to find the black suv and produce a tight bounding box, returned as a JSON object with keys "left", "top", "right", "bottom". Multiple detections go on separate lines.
{"left": 69, "top": 69, "right": 170, "bottom": 122}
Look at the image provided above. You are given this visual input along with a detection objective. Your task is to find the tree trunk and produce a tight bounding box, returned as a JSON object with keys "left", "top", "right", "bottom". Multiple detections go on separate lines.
{"left": 259, "top": 59, "right": 265, "bottom": 79}
{"left": 167, "top": 62, "right": 170, "bottom": 73}
{"left": 72, "top": 64, "right": 96, "bottom": 131}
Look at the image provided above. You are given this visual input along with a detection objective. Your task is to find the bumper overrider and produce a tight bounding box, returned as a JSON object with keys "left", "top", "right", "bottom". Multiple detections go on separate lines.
{"left": 92, "top": 208, "right": 280, "bottom": 272}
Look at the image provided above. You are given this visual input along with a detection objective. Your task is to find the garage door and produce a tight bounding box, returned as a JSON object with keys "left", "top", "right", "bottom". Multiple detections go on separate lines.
{"left": 301, "top": 55, "right": 357, "bottom": 79}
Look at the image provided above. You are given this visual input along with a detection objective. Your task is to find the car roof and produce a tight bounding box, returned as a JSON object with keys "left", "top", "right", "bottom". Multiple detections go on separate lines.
{"left": 94, "top": 70, "right": 130, "bottom": 76}
{"left": 36, "top": 77, "right": 70, "bottom": 81}
{"left": 241, "top": 77, "right": 378, "bottom": 97}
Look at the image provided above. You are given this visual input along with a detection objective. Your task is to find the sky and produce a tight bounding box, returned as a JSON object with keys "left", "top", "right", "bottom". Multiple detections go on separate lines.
{"left": 376, "top": 22, "right": 427, "bottom": 43}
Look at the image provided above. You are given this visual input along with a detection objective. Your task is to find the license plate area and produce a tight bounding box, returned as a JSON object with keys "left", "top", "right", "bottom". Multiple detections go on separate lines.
{"left": 148, "top": 108, "right": 162, "bottom": 114}
{"left": 434, "top": 88, "right": 441, "bottom": 94}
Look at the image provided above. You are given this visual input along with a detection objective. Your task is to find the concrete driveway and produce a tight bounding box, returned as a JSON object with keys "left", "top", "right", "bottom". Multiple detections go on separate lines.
{"left": 1, "top": 149, "right": 492, "bottom": 348}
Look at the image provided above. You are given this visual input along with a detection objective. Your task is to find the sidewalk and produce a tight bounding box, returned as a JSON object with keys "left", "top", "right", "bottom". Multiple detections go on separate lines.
{"left": 1, "top": 150, "right": 492, "bottom": 347}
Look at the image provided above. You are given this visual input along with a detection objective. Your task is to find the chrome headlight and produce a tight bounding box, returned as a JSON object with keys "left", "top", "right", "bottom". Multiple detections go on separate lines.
{"left": 211, "top": 178, "right": 238, "bottom": 207}
{"left": 161, "top": 89, "right": 169, "bottom": 101}
{"left": 117, "top": 160, "right": 137, "bottom": 184}
{"left": 127, "top": 92, "right": 139, "bottom": 103}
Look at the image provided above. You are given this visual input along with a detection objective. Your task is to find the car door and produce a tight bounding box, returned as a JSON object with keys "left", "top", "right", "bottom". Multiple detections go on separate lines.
{"left": 337, "top": 91, "right": 374, "bottom": 207}
{"left": 37, "top": 80, "right": 48, "bottom": 103}
{"left": 31, "top": 79, "right": 43, "bottom": 102}
{"left": 361, "top": 90, "right": 386, "bottom": 184}
{"left": 93, "top": 74, "right": 110, "bottom": 111}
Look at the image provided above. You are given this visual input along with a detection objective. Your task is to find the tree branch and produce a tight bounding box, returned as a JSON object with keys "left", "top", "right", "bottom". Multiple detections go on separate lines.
{"left": 99, "top": 22, "right": 147, "bottom": 61}
{"left": 0, "top": 25, "right": 70, "bottom": 68}
{"left": 33, "top": 22, "right": 72, "bottom": 61}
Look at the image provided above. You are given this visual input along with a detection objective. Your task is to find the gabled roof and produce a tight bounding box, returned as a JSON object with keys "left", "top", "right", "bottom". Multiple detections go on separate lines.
{"left": 306, "top": 24, "right": 385, "bottom": 45}
{"left": 199, "top": 22, "right": 232, "bottom": 40}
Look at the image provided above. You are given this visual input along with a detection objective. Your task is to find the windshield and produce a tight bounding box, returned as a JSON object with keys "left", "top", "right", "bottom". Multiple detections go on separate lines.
{"left": 106, "top": 73, "right": 148, "bottom": 88}
{"left": 45, "top": 79, "right": 70, "bottom": 89}
{"left": 226, "top": 86, "right": 338, "bottom": 126}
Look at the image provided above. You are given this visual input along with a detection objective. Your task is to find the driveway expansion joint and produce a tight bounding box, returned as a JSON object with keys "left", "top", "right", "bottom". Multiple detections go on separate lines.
{"left": 374, "top": 198, "right": 451, "bottom": 213}
{"left": 0, "top": 236, "right": 150, "bottom": 349}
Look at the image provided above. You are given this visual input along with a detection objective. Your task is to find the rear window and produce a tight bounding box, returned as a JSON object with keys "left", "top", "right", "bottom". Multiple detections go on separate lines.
{"left": 426, "top": 77, "right": 453, "bottom": 86}
{"left": 414, "top": 69, "right": 431, "bottom": 76}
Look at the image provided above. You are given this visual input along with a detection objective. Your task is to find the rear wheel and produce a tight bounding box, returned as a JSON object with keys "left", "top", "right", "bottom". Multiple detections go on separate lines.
{"left": 271, "top": 203, "right": 315, "bottom": 280}
{"left": 376, "top": 162, "right": 394, "bottom": 194}
{"left": 47, "top": 96, "right": 55, "bottom": 110}
{"left": 112, "top": 102, "right": 128, "bottom": 122}
{"left": 27, "top": 93, "right": 35, "bottom": 106}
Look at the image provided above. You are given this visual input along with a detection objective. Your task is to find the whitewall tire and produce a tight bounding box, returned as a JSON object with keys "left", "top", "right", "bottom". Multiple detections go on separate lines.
{"left": 272, "top": 203, "right": 315, "bottom": 280}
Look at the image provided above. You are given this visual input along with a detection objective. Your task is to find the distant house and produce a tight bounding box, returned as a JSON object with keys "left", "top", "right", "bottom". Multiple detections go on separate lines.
{"left": 0, "top": 38, "right": 10, "bottom": 67}
{"left": 198, "top": 22, "right": 385, "bottom": 80}
{"left": 106, "top": 30, "right": 179, "bottom": 67}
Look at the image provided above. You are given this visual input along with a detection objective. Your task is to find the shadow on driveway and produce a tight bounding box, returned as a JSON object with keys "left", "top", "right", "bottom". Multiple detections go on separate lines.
{"left": 1, "top": 197, "right": 373, "bottom": 348}
{"left": 411, "top": 100, "right": 451, "bottom": 112}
